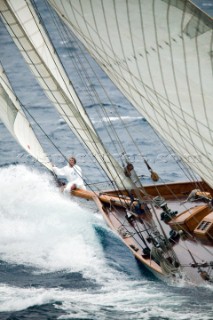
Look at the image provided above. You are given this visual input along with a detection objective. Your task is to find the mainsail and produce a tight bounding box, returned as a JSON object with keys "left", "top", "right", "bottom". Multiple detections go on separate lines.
{"left": 47, "top": 0, "right": 213, "bottom": 188}
{"left": 0, "top": 0, "right": 133, "bottom": 190}
{"left": 0, "top": 65, "right": 52, "bottom": 171}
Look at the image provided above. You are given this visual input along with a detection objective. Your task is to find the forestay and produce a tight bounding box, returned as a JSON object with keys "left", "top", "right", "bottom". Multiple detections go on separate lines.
{"left": 47, "top": 0, "right": 213, "bottom": 188}
{"left": 0, "top": 0, "right": 133, "bottom": 190}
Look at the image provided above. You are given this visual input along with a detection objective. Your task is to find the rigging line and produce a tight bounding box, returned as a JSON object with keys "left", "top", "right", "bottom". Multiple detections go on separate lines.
{"left": 52, "top": 34, "right": 126, "bottom": 190}
{"left": 19, "top": 103, "right": 98, "bottom": 190}
{"left": 43, "top": 1, "right": 130, "bottom": 192}
{"left": 111, "top": 202, "right": 180, "bottom": 268}
{"left": 22, "top": 105, "right": 119, "bottom": 199}
{"left": 29, "top": 0, "right": 98, "bottom": 125}
{"left": 79, "top": 0, "right": 158, "bottom": 178}
{"left": 133, "top": 148, "right": 205, "bottom": 217}
{"left": 145, "top": 117, "right": 209, "bottom": 190}
{"left": 64, "top": 32, "right": 147, "bottom": 174}
{"left": 55, "top": 0, "right": 157, "bottom": 184}
{"left": 62, "top": 25, "right": 126, "bottom": 165}
{"left": 129, "top": 221, "right": 149, "bottom": 249}
{"left": 31, "top": 0, "right": 100, "bottom": 138}
{"left": 20, "top": 106, "right": 66, "bottom": 162}
{"left": 87, "top": 0, "right": 133, "bottom": 164}
{"left": 43, "top": 18, "right": 117, "bottom": 190}
{"left": 132, "top": 218, "right": 153, "bottom": 247}
{"left": 31, "top": 1, "right": 125, "bottom": 192}
{"left": 24, "top": 115, "right": 109, "bottom": 194}
{"left": 182, "top": 161, "right": 207, "bottom": 192}
{"left": 70, "top": 0, "right": 128, "bottom": 161}
{"left": 29, "top": 0, "right": 87, "bottom": 115}
{"left": 108, "top": 205, "right": 148, "bottom": 251}
{"left": 47, "top": 3, "right": 136, "bottom": 193}
{"left": 160, "top": 145, "right": 205, "bottom": 191}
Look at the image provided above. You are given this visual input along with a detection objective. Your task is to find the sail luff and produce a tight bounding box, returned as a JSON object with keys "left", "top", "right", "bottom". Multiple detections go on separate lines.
{"left": 0, "top": 65, "right": 53, "bottom": 171}
{"left": 47, "top": 0, "right": 213, "bottom": 188}
{"left": 0, "top": 0, "right": 133, "bottom": 190}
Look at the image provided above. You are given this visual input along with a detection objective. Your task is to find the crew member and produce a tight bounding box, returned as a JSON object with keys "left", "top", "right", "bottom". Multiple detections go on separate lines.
{"left": 124, "top": 163, "right": 141, "bottom": 187}
{"left": 53, "top": 156, "right": 86, "bottom": 193}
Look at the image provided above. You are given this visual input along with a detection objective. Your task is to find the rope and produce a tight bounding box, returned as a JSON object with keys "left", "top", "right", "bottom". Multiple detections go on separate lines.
{"left": 151, "top": 247, "right": 179, "bottom": 274}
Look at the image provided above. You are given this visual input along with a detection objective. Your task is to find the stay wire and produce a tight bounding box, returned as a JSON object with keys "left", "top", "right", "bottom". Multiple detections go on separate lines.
{"left": 42, "top": 1, "right": 133, "bottom": 194}
{"left": 32, "top": 0, "right": 125, "bottom": 192}
{"left": 60, "top": 4, "right": 128, "bottom": 164}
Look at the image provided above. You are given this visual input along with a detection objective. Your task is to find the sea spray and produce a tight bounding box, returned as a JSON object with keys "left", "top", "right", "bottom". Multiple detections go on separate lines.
{"left": 0, "top": 165, "right": 111, "bottom": 281}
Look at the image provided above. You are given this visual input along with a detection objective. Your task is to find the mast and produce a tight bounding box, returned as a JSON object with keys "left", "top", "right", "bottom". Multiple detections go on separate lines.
{"left": 47, "top": 0, "right": 213, "bottom": 188}
{"left": 0, "top": 0, "right": 133, "bottom": 190}
{"left": 0, "top": 65, "right": 52, "bottom": 171}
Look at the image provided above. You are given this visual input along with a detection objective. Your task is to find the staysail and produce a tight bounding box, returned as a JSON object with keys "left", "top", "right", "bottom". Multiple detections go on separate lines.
{"left": 0, "top": 0, "right": 133, "bottom": 190}
{"left": 0, "top": 65, "right": 52, "bottom": 171}
{"left": 47, "top": 0, "right": 213, "bottom": 188}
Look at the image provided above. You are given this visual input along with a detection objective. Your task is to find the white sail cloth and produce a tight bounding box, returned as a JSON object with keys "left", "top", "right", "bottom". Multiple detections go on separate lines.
{"left": 47, "top": 0, "right": 213, "bottom": 188}
{"left": 0, "top": 65, "right": 52, "bottom": 171}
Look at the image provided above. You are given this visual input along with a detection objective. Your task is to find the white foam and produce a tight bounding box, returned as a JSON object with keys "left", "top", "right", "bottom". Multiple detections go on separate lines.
{"left": 0, "top": 284, "right": 58, "bottom": 312}
{"left": 0, "top": 165, "right": 114, "bottom": 281}
{"left": 102, "top": 116, "right": 143, "bottom": 122}
{"left": 0, "top": 281, "right": 211, "bottom": 320}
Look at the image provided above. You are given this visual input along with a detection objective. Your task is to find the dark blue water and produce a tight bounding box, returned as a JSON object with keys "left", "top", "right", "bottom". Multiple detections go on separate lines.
{"left": 0, "top": 1, "right": 213, "bottom": 319}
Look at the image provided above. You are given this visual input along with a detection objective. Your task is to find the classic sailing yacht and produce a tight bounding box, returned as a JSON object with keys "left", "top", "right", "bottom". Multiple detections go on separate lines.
{"left": 0, "top": 0, "right": 212, "bottom": 285}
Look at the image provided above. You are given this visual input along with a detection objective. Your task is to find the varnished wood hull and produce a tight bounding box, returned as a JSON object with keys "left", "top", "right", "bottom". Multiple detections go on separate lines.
{"left": 72, "top": 181, "right": 213, "bottom": 285}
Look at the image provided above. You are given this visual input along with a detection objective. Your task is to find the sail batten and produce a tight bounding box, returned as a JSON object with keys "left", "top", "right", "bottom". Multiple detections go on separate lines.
{"left": 47, "top": 0, "right": 213, "bottom": 187}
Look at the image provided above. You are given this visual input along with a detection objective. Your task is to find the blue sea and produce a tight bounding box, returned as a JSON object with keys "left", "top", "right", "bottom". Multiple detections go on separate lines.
{"left": 0, "top": 1, "right": 212, "bottom": 319}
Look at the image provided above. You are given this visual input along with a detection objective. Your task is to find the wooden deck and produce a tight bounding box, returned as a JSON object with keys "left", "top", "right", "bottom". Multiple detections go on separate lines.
{"left": 72, "top": 181, "right": 213, "bottom": 285}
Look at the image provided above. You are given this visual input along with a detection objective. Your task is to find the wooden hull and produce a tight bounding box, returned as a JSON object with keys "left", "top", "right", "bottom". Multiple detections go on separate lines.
{"left": 72, "top": 181, "right": 213, "bottom": 285}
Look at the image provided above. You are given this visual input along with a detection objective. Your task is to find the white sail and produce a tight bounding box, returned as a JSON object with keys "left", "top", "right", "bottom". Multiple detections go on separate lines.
{"left": 47, "top": 0, "right": 213, "bottom": 188}
{"left": 0, "top": 66, "right": 52, "bottom": 171}
{"left": 0, "top": 0, "right": 133, "bottom": 189}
